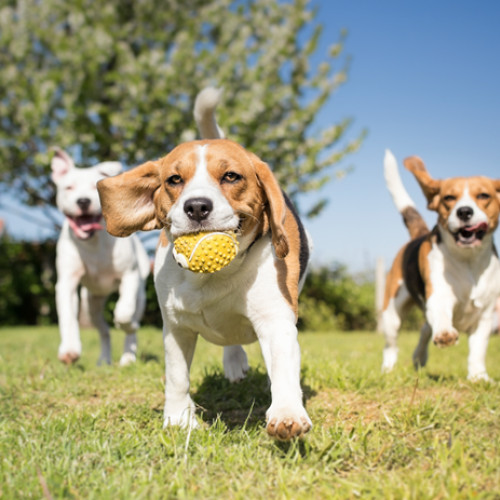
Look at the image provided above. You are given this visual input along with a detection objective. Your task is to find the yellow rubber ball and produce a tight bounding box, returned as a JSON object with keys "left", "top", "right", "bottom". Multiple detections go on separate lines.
{"left": 173, "top": 231, "right": 239, "bottom": 273}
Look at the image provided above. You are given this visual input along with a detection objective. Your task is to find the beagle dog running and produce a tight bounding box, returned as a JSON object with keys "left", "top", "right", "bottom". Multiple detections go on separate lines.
{"left": 382, "top": 150, "right": 500, "bottom": 380}
{"left": 97, "top": 89, "right": 312, "bottom": 440}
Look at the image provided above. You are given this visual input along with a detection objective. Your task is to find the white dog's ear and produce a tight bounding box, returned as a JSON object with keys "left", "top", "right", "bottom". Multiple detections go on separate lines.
{"left": 51, "top": 148, "right": 75, "bottom": 183}
{"left": 96, "top": 161, "right": 123, "bottom": 178}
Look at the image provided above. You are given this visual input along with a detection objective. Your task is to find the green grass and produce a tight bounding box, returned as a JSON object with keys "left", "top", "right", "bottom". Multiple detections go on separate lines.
{"left": 1, "top": 326, "right": 499, "bottom": 499}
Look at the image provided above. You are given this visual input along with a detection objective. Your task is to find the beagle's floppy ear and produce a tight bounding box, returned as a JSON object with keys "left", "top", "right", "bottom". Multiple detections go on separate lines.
{"left": 404, "top": 156, "right": 442, "bottom": 211}
{"left": 250, "top": 155, "right": 289, "bottom": 259}
{"left": 494, "top": 179, "right": 500, "bottom": 205}
{"left": 97, "top": 161, "right": 162, "bottom": 237}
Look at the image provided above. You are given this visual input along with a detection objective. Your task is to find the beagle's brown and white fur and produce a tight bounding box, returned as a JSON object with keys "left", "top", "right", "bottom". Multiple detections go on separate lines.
{"left": 382, "top": 150, "right": 500, "bottom": 380}
{"left": 97, "top": 89, "right": 312, "bottom": 440}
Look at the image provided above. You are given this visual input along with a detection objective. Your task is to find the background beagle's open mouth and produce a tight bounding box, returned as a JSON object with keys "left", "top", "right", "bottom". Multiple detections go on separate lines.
{"left": 67, "top": 214, "right": 104, "bottom": 239}
{"left": 454, "top": 222, "right": 488, "bottom": 247}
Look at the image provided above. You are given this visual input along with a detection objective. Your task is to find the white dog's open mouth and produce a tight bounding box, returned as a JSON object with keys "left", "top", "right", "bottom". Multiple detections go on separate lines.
{"left": 454, "top": 222, "right": 488, "bottom": 247}
{"left": 67, "top": 214, "right": 104, "bottom": 239}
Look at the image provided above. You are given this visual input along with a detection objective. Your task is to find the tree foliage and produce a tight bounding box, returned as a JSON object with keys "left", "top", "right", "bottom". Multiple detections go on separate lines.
{"left": 0, "top": 0, "right": 363, "bottom": 217}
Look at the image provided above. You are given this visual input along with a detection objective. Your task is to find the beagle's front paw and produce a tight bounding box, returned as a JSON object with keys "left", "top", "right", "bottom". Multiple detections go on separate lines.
{"left": 433, "top": 328, "right": 459, "bottom": 347}
{"left": 266, "top": 405, "right": 312, "bottom": 440}
{"left": 58, "top": 351, "right": 80, "bottom": 365}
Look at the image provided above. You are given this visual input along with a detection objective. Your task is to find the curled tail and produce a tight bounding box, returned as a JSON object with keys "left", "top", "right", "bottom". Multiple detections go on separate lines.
{"left": 194, "top": 87, "right": 225, "bottom": 139}
{"left": 384, "top": 149, "right": 428, "bottom": 240}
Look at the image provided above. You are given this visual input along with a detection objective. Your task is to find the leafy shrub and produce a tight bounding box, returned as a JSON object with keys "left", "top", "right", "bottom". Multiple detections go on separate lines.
{"left": 299, "top": 264, "right": 376, "bottom": 331}
{"left": 0, "top": 237, "right": 57, "bottom": 325}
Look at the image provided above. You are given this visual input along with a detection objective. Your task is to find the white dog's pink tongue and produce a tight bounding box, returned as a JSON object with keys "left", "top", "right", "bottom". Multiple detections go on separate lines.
{"left": 80, "top": 220, "right": 104, "bottom": 231}
{"left": 67, "top": 216, "right": 103, "bottom": 239}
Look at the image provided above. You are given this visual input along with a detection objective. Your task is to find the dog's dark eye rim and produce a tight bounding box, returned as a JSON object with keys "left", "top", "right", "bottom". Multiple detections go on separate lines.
{"left": 221, "top": 171, "right": 243, "bottom": 183}
{"left": 166, "top": 174, "right": 183, "bottom": 186}
{"left": 443, "top": 195, "right": 456, "bottom": 202}
{"left": 477, "top": 193, "right": 491, "bottom": 200}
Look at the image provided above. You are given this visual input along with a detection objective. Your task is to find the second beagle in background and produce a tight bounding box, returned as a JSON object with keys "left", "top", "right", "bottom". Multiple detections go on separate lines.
{"left": 382, "top": 150, "right": 500, "bottom": 381}
{"left": 97, "top": 89, "right": 312, "bottom": 440}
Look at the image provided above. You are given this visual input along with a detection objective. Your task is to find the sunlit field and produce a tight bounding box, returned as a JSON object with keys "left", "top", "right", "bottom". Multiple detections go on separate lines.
{"left": 1, "top": 326, "right": 499, "bottom": 499}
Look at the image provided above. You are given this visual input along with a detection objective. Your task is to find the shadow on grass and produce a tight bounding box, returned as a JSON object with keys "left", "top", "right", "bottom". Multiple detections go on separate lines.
{"left": 139, "top": 351, "right": 161, "bottom": 363}
{"left": 193, "top": 367, "right": 316, "bottom": 432}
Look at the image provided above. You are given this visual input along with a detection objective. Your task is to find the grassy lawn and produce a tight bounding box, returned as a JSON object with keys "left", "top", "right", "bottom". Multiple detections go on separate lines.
{"left": 1, "top": 326, "right": 499, "bottom": 499}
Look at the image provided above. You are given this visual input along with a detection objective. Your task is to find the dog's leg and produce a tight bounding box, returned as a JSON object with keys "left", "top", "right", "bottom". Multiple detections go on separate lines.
{"left": 114, "top": 271, "right": 145, "bottom": 366}
{"left": 413, "top": 322, "right": 432, "bottom": 369}
{"left": 223, "top": 345, "right": 249, "bottom": 382}
{"left": 256, "top": 318, "right": 312, "bottom": 440}
{"left": 381, "top": 284, "right": 410, "bottom": 372}
{"left": 87, "top": 294, "right": 111, "bottom": 365}
{"left": 163, "top": 326, "right": 199, "bottom": 429}
{"left": 467, "top": 313, "right": 493, "bottom": 381}
{"left": 55, "top": 274, "right": 82, "bottom": 364}
{"left": 426, "top": 291, "right": 459, "bottom": 347}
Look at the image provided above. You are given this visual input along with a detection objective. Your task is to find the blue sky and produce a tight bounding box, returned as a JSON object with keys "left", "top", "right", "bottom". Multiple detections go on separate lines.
{"left": 1, "top": 0, "right": 499, "bottom": 272}
{"left": 303, "top": 0, "right": 500, "bottom": 270}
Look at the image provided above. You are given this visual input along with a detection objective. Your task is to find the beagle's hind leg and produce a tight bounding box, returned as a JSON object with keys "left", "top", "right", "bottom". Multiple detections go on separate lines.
{"left": 382, "top": 283, "right": 411, "bottom": 372}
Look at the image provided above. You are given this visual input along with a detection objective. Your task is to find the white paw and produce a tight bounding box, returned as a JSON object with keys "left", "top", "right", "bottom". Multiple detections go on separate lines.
{"left": 382, "top": 347, "right": 398, "bottom": 373}
{"left": 119, "top": 352, "right": 137, "bottom": 366}
{"left": 163, "top": 399, "right": 198, "bottom": 430}
{"left": 266, "top": 404, "right": 312, "bottom": 440}
{"left": 467, "top": 372, "right": 491, "bottom": 383}
{"left": 223, "top": 345, "right": 249, "bottom": 383}
{"left": 114, "top": 319, "right": 139, "bottom": 334}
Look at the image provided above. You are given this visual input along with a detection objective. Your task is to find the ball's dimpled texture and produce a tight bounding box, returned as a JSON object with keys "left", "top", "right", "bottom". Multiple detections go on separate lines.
{"left": 173, "top": 231, "right": 239, "bottom": 273}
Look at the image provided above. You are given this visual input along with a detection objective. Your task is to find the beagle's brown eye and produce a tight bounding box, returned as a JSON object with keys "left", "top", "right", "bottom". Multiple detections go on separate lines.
{"left": 221, "top": 171, "right": 242, "bottom": 184}
{"left": 477, "top": 193, "right": 491, "bottom": 200}
{"left": 166, "top": 175, "right": 183, "bottom": 186}
{"left": 443, "top": 195, "right": 456, "bottom": 203}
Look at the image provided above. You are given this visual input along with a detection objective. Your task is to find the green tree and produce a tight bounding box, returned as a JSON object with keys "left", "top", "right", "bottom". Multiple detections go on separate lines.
{"left": 0, "top": 0, "right": 363, "bottom": 218}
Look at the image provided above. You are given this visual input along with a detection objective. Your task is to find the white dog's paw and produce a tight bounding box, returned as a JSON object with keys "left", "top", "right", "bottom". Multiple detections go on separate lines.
{"left": 119, "top": 352, "right": 137, "bottom": 366}
{"left": 223, "top": 345, "right": 249, "bottom": 383}
{"left": 433, "top": 328, "right": 459, "bottom": 347}
{"left": 163, "top": 402, "right": 199, "bottom": 430}
{"left": 266, "top": 404, "right": 312, "bottom": 440}
{"left": 467, "top": 372, "right": 491, "bottom": 383}
{"left": 114, "top": 319, "right": 139, "bottom": 334}
{"left": 381, "top": 347, "right": 398, "bottom": 373}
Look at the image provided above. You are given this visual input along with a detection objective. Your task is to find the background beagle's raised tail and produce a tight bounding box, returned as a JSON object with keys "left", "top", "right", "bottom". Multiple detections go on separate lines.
{"left": 384, "top": 149, "right": 428, "bottom": 240}
{"left": 194, "top": 87, "right": 225, "bottom": 140}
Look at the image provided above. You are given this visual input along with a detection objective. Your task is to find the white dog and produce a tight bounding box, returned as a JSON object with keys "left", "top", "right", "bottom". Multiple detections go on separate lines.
{"left": 51, "top": 149, "right": 150, "bottom": 366}
{"left": 97, "top": 89, "right": 312, "bottom": 440}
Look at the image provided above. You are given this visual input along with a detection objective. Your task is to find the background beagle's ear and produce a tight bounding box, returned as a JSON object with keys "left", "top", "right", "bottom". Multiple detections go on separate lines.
{"left": 251, "top": 155, "right": 289, "bottom": 259}
{"left": 51, "top": 148, "right": 75, "bottom": 183}
{"left": 404, "top": 156, "right": 442, "bottom": 211}
{"left": 97, "top": 161, "right": 162, "bottom": 237}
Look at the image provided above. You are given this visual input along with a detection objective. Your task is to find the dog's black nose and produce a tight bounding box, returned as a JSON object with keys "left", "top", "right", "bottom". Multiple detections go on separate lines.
{"left": 77, "top": 198, "right": 91, "bottom": 211}
{"left": 457, "top": 206, "right": 473, "bottom": 221}
{"left": 184, "top": 197, "right": 213, "bottom": 222}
